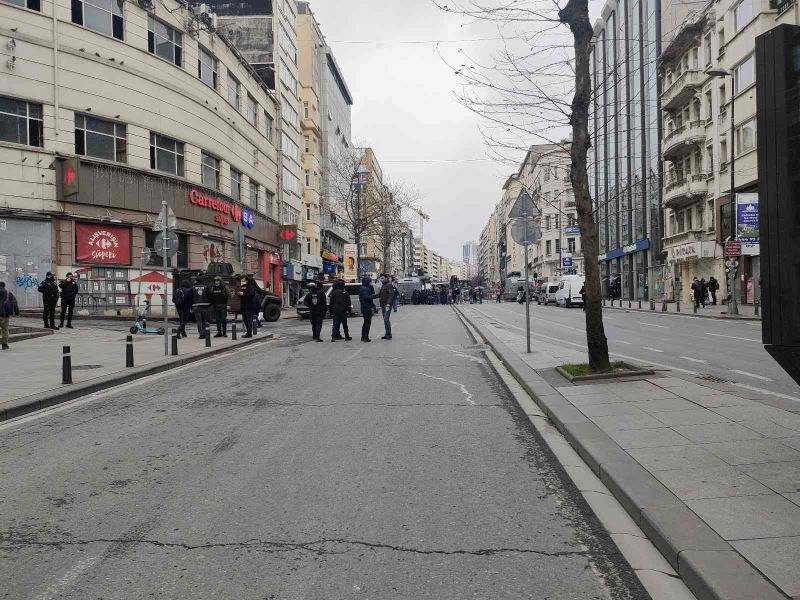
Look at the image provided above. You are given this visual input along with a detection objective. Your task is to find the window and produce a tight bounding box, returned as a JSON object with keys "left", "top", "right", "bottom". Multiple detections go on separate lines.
{"left": 734, "top": 0, "right": 755, "bottom": 32}
{"left": 686, "top": 208, "right": 693, "bottom": 230}
{"left": 75, "top": 114, "right": 126, "bottom": 162}
{"left": 691, "top": 48, "right": 699, "bottom": 69}
{"left": 555, "top": 214, "right": 561, "bottom": 230}
{"left": 0, "top": 96, "right": 43, "bottom": 147}
{"left": 304, "top": 170, "right": 310, "bottom": 187}
{"left": 734, "top": 54, "right": 755, "bottom": 94}
{"left": 706, "top": 144, "right": 714, "bottom": 172}
{"left": 545, "top": 215, "right": 551, "bottom": 230}
{"left": 719, "top": 84, "right": 727, "bottom": 111}
{"left": 555, "top": 239, "right": 561, "bottom": 253}
{"left": 282, "top": 99, "right": 299, "bottom": 129}
{"left": 148, "top": 16, "right": 182, "bottom": 66}
{"left": 282, "top": 166, "right": 301, "bottom": 196}
{"left": 227, "top": 75, "right": 240, "bottom": 110}
{"left": 696, "top": 205, "right": 704, "bottom": 230}
{"left": 149, "top": 133, "right": 184, "bottom": 176}
{"left": 4, "top": 0, "right": 41, "bottom": 11}
{"left": 736, "top": 118, "right": 757, "bottom": 154}
{"left": 280, "top": 25, "right": 297, "bottom": 64}
{"left": 249, "top": 180, "right": 258, "bottom": 209}
{"left": 545, "top": 240, "right": 552, "bottom": 255}
{"left": 719, "top": 27, "right": 725, "bottom": 48}
{"left": 544, "top": 168, "right": 550, "bottom": 181}
{"left": 281, "top": 0, "right": 295, "bottom": 19}
{"left": 720, "top": 139, "right": 728, "bottom": 165}
{"left": 230, "top": 169, "right": 241, "bottom": 201}
{"left": 280, "top": 61, "right": 297, "bottom": 97}
{"left": 71, "top": 0, "right": 124, "bottom": 39}
{"left": 304, "top": 135, "right": 310, "bottom": 153}
{"left": 306, "top": 206, "right": 310, "bottom": 220}
{"left": 198, "top": 47, "right": 217, "bottom": 89}
{"left": 303, "top": 102, "right": 309, "bottom": 118}
{"left": 201, "top": 152, "right": 220, "bottom": 189}
{"left": 705, "top": 90, "right": 713, "bottom": 120}
{"left": 282, "top": 202, "right": 300, "bottom": 225}
{"left": 261, "top": 112, "right": 273, "bottom": 142}
{"left": 246, "top": 95, "right": 257, "bottom": 126}
{"left": 282, "top": 136, "right": 299, "bottom": 163}
{"left": 567, "top": 238, "right": 576, "bottom": 254}
{"left": 704, "top": 34, "right": 712, "bottom": 65}
{"left": 707, "top": 199, "right": 715, "bottom": 231}
{"left": 264, "top": 190, "right": 274, "bottom": 216}
{"left": 145, "top": 230, "right": 188, "bottom": 268}
{"left": 307, "top": 240, "right": 311, "bottom": 254}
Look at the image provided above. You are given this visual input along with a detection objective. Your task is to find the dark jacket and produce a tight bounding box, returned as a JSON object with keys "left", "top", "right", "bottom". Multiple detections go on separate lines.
{"left": 708, "top": 277, "right": 719, "bottom": 292}
{"left": 0, "top": 289, "right": 19, "bottom": 318}
{"left": 173, "top": 279, "right": 192, "bottom": 308}
{"left": 359, "top": 277, "right": 377, "bottom": 311}
{"left": 378, "top": 281, "right": 393, "bottom": 308}
{"left": 38, "top": 278, "right": 59, "bottom": 303}
{"left": 329, "top": 281, "right": 351, "bottom": 315}
{"left": 240, "top": 280, "right": 262, "bottom": 312}
{"left": 59, "top": 279, "right": 79, "bottom": 303}
{"left": 303, "top": 287, "right": 327, "bottom": 314}
{"left": 191, "top": 281, "right": 211, "bottom": 308}
{"left": 210, "top": 284, "right": 228, "bottom": 309}
{"left": 691, "top": 281, "right": 703, "bottom": 300}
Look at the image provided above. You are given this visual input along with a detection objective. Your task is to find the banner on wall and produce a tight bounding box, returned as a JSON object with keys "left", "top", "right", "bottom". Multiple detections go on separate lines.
{"left": 75, "top": 223, "right": 131, "bottom": 265}
{"left": 343, "top": 244, "right": 358, "bottom": 281}
{"left": 736, "top": 193, "right": 760, "bottom": 255}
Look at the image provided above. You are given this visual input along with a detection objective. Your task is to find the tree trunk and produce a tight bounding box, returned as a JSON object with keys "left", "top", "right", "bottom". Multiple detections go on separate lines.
{"left": 560, "top": 0, "right": 611, "bottom": 371}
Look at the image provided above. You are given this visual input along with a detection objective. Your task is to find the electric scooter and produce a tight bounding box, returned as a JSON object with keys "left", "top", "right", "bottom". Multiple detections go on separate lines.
{"left": 129, "top": 300, "right": 166, "bottom": 335}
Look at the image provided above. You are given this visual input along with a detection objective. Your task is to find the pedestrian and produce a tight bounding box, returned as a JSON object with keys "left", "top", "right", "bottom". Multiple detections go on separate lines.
{"left": 172, "top": 278, "right": 193, "bottom": 338}
{"left": 439, "top": 286, "right": 448, "bottom": 306}
{"left": 329, "top": 279, "right": 352, "bottom": 342}
{"left": 392, "top": 276, "right": 400, "bottom": 312}
{"left": 210, "top": 276, "right": 229, "bottom": 337}
{"left": 238, "top": 275, "right": 262, "bottom": 338}
{"left": 190, "top": 276, "right": 211, "bottom": 338}
{"left": 378, "top": 274, "right": 394, "bottom": 340}
{"left": 359, "top": 276, "right": 378, "bottom": 342}
{"left": 58, "top": 272, "right": 79, "bottom": 329}
{"left": 303, "top": 281, "right": 327, "bottom": 342}
{"left": 0, "top": 281, "right": 20, "bottom": 350}
{"left": 691, "top": 278, "right": 703, "bottom": 310}
{"left": 708, "top": 276, "right": 719, "bottom": 305}
{"left": 496, "top": 284, "right": 502, "bottom": 303}
{"left": 700, "top": 278, "right": 708, "bottom": 308}
{"left": 478, "top": 287, "right": 484, "bottom": 304}
{"left": 580, "top": 284, "right": 586, "bottom": 311}
{"left": 37, "top": 272, "right": 59, "bottom": 329}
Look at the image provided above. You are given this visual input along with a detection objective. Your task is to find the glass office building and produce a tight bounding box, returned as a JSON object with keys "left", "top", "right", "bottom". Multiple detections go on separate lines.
{"left": 590, "top": 0, "right": 664, "bottom": 300}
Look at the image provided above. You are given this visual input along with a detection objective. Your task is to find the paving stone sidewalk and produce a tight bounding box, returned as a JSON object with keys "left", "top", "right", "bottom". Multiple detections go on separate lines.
{"left": 603, "top": 299, "right": 760, "bottom": 320}
{"left": 1, "top": 318, "right": 274, "bottom": 409}
{"left": 460, "top": 306, "right": 800, "bottom": 600}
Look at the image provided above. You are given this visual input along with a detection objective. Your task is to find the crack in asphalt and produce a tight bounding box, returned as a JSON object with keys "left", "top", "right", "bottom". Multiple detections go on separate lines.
{"left": 0, "top": 536, "right": 595, "bottom": 559}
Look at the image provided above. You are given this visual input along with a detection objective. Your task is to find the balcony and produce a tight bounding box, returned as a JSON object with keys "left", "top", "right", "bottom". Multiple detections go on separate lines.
{"left": 662, "top": 229, "right": 704, "bottom": 246}
{"left": 662, "top": 121, "right": 706, "bottom": 160}
{"left": 663, "top": 173, "right": 708, "bottom": 210}
{"left": 661, "top": 70, "right": 704, "bottom": 111}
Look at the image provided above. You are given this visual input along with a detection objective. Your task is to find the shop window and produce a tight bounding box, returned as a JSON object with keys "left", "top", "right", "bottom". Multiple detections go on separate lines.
{"left": 144, "top": 229, "right": 188, "bottom": 268}
{"left": 201, "top": 152, "right": 220, "bottom": 190}
{"left": 0, "top": 96, "right": 43, "bottom": 147}
{"left": 71, "top": 0, "right": 124, "bottom": 39}
{"left": 149, "top": 132, "right": 184, "bottom": 176}
{"left": 148, "top": 16, "right": 182, "bottom": 67}
{"left": 3, "top": 0, "right": 41, "bottom": 10}
{"left": 227, "top": 74, "right": 240, "bottom": 110}
{"left": 75, "top": 114, "right": 126, "bottom": 162}
{"left": 230, "top": 168, "right": 241, "bottom": 201}
{"left": 198, "top": 46, "right": 217, "bottom": 90}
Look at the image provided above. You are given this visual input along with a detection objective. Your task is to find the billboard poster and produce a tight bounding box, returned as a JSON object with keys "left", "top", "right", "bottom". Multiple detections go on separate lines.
{"left": 736, "top": 193, "right": 759, "bottom": 254}
{"left": 75, "top": 223, "right": 131, "bottom": 265}
{"left": 343, "top": 244, "right": 358, "bottom": 281}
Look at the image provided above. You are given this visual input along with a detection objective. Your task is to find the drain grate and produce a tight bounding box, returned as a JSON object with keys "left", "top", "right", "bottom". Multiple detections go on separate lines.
{"left": 73, "top": 364, "right": 103, "bottom": 371}
{"left": 697, "top": 373, "right": 731, "bottom": 384}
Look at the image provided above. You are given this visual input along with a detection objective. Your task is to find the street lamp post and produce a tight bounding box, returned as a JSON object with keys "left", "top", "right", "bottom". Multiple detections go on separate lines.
{"left": 708, "top": 68, "right": 739, "bottom": 315}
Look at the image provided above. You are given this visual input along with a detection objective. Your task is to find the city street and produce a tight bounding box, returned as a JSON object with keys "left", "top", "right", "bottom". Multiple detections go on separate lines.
{"left": 472, "top": 301, "right": 797, "bottom": 401}
{"left": 0, "top": 307, "right": 649, "bottom": 600}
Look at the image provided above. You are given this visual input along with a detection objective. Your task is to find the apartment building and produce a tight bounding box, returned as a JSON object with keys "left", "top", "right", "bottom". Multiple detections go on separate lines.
{"left": 479, "top": 213, "right": 497, "bottom": 284}
{"left": 497, "top": 174, "right": 525, "bottom": 279}
{"left": 659, "top": 0, "right": 793, "bottom": 304}
{"left": 591, "top": 0, "right": 664, "bottom": 301}
{"left": 356, "top": 147, "right": 385, "bottom": 278}
{"left": 0, "top": 0, "right": 282, "bottom": 313}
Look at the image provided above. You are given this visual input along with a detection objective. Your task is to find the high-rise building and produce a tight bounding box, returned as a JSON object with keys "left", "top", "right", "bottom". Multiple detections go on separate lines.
{"left": 462, "top": 241, "right": 480, "bottom": 266}
{"left": 590, "top": 0, "right": 663, "bottom": 301}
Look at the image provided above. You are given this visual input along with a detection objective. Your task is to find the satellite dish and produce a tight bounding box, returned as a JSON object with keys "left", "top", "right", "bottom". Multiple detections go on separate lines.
{"left": 511, "top": 219, "right": 541, "bottom": 246}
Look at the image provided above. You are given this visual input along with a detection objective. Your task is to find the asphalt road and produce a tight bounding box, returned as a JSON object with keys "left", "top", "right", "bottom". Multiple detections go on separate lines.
{"left": 0, "top": 306, "right": 648, "bottom": 600}
{"left": 470, "top": 300, "right": 798, "bottom": 400}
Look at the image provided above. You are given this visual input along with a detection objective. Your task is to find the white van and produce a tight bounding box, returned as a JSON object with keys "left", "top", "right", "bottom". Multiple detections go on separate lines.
{"left": 555, "top": 275, "right": 586, "bottom": 308}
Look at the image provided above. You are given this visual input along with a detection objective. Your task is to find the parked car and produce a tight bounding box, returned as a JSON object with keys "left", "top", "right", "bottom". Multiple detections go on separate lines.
{"left": 296, "top": 282, "right": 380, "bottom": 319}
{"left": 537, "top": 283, "right": 560, "bottom": 305}
{"left": 555, "top": 274, "right": 586, "bottom": 308}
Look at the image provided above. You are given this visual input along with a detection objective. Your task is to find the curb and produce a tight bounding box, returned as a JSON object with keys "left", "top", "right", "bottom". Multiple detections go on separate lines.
{"left": 454, "top": 306, "right": 786, "bottom": 600}
{"left": 0, "top": 333, "right": 274, "bottom": 423}
{"left": 601, "top": 304, "right": 761, "bottom": 321}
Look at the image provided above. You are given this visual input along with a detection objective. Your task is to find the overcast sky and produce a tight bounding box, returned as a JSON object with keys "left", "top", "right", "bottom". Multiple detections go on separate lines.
{"left": 311, "top": 0, "right": 603, "bottom": 261}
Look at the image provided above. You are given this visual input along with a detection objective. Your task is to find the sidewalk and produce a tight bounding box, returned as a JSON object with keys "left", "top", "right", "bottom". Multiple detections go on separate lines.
{"left": 457, "top": 305, "right": 799, "bottom": 600}
{"left": 603, "top": 299, "right": 760, "bottom": 320}
{"left": 1, "top": 317, "right": 275, "bottom": 417}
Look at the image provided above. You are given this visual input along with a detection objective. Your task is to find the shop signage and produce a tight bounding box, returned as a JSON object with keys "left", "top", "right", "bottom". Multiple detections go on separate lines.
{"left": 562, "top": 255, "right": 573, "bottom": 268}
{"left": 188, "top": 189, "right": 254, "bottom": 229}
{"left": 599, "top": 239, "right": 651, "bottom": 262}
{"left": 725, "top": 240, "right": 742, "bottom": 256}
{"left": 670, "top": 242, "right": 700, "bottom": 261}
{"left": 565, "top": 225, "right": 580, "bottom": 235}
{"left": 343, "top": 244, "right": 358, "bottom": 281}
{"left": 75, "top": 223, "right": 131, "bottom": 265}
{"left": 278, "top": 225, "right": 298, "bottom": 242}
{"left": 736, "top": 193, "right": 759, "bottom": 245}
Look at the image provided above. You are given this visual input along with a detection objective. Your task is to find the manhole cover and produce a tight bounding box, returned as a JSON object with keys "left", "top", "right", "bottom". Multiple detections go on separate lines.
{"left": 73, "top": 365, "right": 103, "bottom": 371}
{"left": 697, "top": 374, "right": 731, "bottom": 384}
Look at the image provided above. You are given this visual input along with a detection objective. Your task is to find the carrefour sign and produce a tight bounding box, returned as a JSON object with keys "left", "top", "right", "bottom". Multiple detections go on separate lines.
{"left": 188, "top": 189, "right": 254, "bottom": 229}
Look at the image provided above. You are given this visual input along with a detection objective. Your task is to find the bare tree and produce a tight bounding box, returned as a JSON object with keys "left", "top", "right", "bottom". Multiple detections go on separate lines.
{"left": 370, "top": 180, "right": 418, "bottom": 276}
{"left": 432, "top": 0, "right": 610, "bottom": 371}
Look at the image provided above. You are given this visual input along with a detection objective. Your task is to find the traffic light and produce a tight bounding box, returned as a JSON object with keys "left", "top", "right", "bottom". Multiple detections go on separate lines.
{"left": 533, "top": 272, "right": 539, "bottom": 282}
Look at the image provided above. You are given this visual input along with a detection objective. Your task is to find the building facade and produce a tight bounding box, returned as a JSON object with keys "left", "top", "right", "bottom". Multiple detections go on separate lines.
{"left": 479, "top": 213, "right": 497, "bottom": 284}
{"left": 1, "top": 0, "right": 282, "bottom": 313}
{"left": 591, "top": 0, "right": 664, "bottom": 301}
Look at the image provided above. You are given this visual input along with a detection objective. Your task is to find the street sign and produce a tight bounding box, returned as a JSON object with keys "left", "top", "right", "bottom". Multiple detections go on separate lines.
{"left": 562, "top": 255, "right": 573, "bottom": 268}
{"left": 153, "top": 206, "right": 178, "bottom": 232}
{"left": 725, "top": 240, "right": 742, "bottom": 256}
{"left": 510, "top": 219, "right": 541, "bottom": 246}
{"left": 155, "top": 231, "right": 179, "bottom": 258}
{"left": 509, "top": 190, "right": 542, "bottom": 220}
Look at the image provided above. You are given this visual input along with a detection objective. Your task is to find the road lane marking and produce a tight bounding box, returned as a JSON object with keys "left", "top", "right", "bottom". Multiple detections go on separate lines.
{"left": 638, "top": 322, "right": 667, "bottom": 328}
{"left": 616, "top": 341, "right": 632, "bottom": 345}
{"left": 708, "top": 333, "right": 761, "bottom": 343}
{"left": 642, "top": 347, "right": 664, "bottom": 353}
{"left": 730, "top": 369, "right": 773, "bottom": 382}
{"left": 680, "top": 356, "right": 709, "bottom": 364}
{"left": 415, "top": 373, "right": 475, "bottom": 405}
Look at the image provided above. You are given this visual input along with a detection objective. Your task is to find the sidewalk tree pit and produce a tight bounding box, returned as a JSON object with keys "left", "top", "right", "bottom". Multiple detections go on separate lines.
{"left": 556, "top": 362, "right": 654, "bottom": 382}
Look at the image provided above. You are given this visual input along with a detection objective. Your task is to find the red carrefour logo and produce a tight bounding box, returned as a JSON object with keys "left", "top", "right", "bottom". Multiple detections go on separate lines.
{"left": 278, "top": 225, "right": 297, "bottom": 242}
{"left": 64, "top": 166, "right": 76, "bottom": 186}
{"left": 189, "top": 189, "right": 241, "bottom": 223}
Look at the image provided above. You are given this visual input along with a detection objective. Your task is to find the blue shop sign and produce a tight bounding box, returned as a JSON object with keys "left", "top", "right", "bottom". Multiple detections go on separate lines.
{"left": 322, "top": 261, "right": 336, "bottom": 274}
{"left": 598, "top": 239, "right": 650, "bottom": 262}
{"left": 282, "top": 263, "right": 294, "bottom": 280}
{"left": 565, "top": 225, "right": 580, "bottom": 235}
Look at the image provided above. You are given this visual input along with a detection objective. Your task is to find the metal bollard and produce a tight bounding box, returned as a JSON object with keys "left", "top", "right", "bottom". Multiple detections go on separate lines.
{"left": 62, "top": 345, "right": 72, "bottom": 384}
{"left": 676, "top": 300, "right": 681, "bottom": 313}
{"left": 693, "top": 302, "right": 698, "bottom": 314}
{"left": 252, "top": 317, "right": 258, "bottom": 336}
{"left": 754, "top": 300, "right": 760, "bottom": 317}
{"left": 231, "top": 323, "right": 237, "bottom": 340}
{"left": 602, "top": 298, "right": 606, "bottom": 307}
{"left": 662, "top": 301, "right": 667, "bottom": 312}
{"left": 638, "top": 299, "right": 642, "bottom": 309}
{"left": 125, "top": 335, "right": 134, "bottom": 368}
{"left": 205, "top": 328, "right": 211, "bottom": 348}
{"left": 650, "top": 300, "right": 655, "bottom": 311}
{"left": 628, "top": 300, "right": 632, "bottom": 309}
{"left": 171, "top": 329, "right": 179, "bottom": 356}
